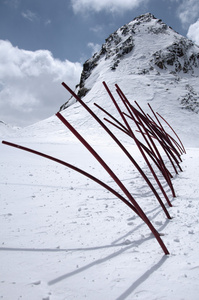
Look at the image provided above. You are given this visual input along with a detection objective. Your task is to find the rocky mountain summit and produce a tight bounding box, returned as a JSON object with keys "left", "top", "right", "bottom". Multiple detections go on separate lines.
{"left": 60, "top": 13, "right": 199, "bottom": 112}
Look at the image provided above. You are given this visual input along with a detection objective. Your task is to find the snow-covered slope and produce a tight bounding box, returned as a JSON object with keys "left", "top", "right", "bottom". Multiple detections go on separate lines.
{"left": 0, "top": 120, "right": 19, "bottom": 138}
{"left": 1, "top": 13, "right": 199, "bottom": 300}
{"left": 72, "top": 12, "right": 199, "bottom": 96}
{"left": 7, "top": 13, "right": 197, "bottom": 147}
{"left": 58, "top": 13, "right": 199, "bottom": 147}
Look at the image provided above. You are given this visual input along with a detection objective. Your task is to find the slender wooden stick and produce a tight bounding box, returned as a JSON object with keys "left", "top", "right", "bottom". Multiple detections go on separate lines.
{"left": 113, "top": 84, "right": 172, "bottom": 208}
{"left": 1, "top": 140, "right": 139, "bottom": 216}
{"left": 61, "top": 82, "right": 170, "bottom": 254}
{"left": 62, "top": 81, "right": 172, "bottom": 218}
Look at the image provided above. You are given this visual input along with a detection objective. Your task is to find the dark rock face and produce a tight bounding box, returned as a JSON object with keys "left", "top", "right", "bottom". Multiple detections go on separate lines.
{"left": 76, "top": 24, "right": 135, "bottom": 99}
{"left": 152, "top": 39, "right": 199, "bottom": 74}
{"left": 179, "top": 84, "right": 199, "bottom": 113}
{"left": 60, "top": 13, "right": 199, "bottom": 111}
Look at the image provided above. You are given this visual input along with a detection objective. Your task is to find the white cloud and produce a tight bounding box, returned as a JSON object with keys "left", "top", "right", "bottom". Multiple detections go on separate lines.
{"left": 0, "top": 40, "right": 82, "bottom": 127}
{"left": 87, "top": 42, "right": 101, "bottom": 55}
{"left": 187, "top": 19, "right": 199, "bottom": 45}
{"left": 176, "top": 0, "right": 199, "bottom": 28}
{"left": 45, "top": 19, "right": 52, "bottom": 26}
{"left": 71, "top": 0, "right": 148, "bottom": 14}
{"left": 176, "top": 0, "right": 199, "bottom": 45}
{"left": 21, "top": 9, "right": 38, "bottom": 22}
{"left": 90, "top": 25, "right": 104, "bottom": 34}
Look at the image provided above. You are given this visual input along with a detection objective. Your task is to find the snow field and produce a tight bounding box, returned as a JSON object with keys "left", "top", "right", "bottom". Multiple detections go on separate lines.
{"left": 1, "top": 133, "right": 199, "bottom": 299}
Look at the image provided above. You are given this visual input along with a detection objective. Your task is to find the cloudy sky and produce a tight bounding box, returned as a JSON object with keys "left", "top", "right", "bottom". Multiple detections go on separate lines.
{"left": 0, "top": 0, "right": 199, "bottom": 127}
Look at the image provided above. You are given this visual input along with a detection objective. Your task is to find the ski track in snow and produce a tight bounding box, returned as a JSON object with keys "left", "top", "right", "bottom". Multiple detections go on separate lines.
{"left": 1, "top": 135, "right": 199, "bottom": 300}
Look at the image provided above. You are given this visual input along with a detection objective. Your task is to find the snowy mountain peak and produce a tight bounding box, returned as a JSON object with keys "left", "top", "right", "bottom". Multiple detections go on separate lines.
{"left": 60, "top": 13, "right": 199, "bottom": 111}
{"left": 0, "top": 120, "right": 20, "bottom": 138}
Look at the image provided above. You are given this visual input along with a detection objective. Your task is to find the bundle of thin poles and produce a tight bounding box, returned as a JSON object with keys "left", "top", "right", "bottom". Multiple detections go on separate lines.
{"left": 2, "top": 81, "right": 185, "bottom": 255}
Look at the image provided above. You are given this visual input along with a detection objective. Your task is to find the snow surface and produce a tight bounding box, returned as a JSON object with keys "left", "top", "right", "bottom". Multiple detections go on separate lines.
{"left": 0, "top": 121, "right": 20, "bottom": 139}
{"left": 1, "top": 14, "right": 199, "bottom": 300}
{"left": 1, "top": 80, "right": 199, "bottom": 299}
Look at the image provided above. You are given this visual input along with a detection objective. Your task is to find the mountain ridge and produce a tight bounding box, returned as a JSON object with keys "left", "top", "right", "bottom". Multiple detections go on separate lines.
{"left": 60, "top": 13, "right": 199, "bottom": 111}
{"left": 6, "top": 13, "right": 199, "bottom": 147}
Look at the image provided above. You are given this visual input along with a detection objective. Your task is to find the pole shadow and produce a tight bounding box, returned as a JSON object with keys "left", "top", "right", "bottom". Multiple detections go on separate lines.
{"left": 48, "top": 235, "right": 153, "bottom": 286}
{"left": 115, "top": 256, "right": 169, "bottom": 300}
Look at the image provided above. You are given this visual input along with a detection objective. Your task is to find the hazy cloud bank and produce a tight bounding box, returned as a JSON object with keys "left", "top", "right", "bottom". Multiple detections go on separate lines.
{"left": 0, "top": 40, "right": 82, "bottom": 127}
